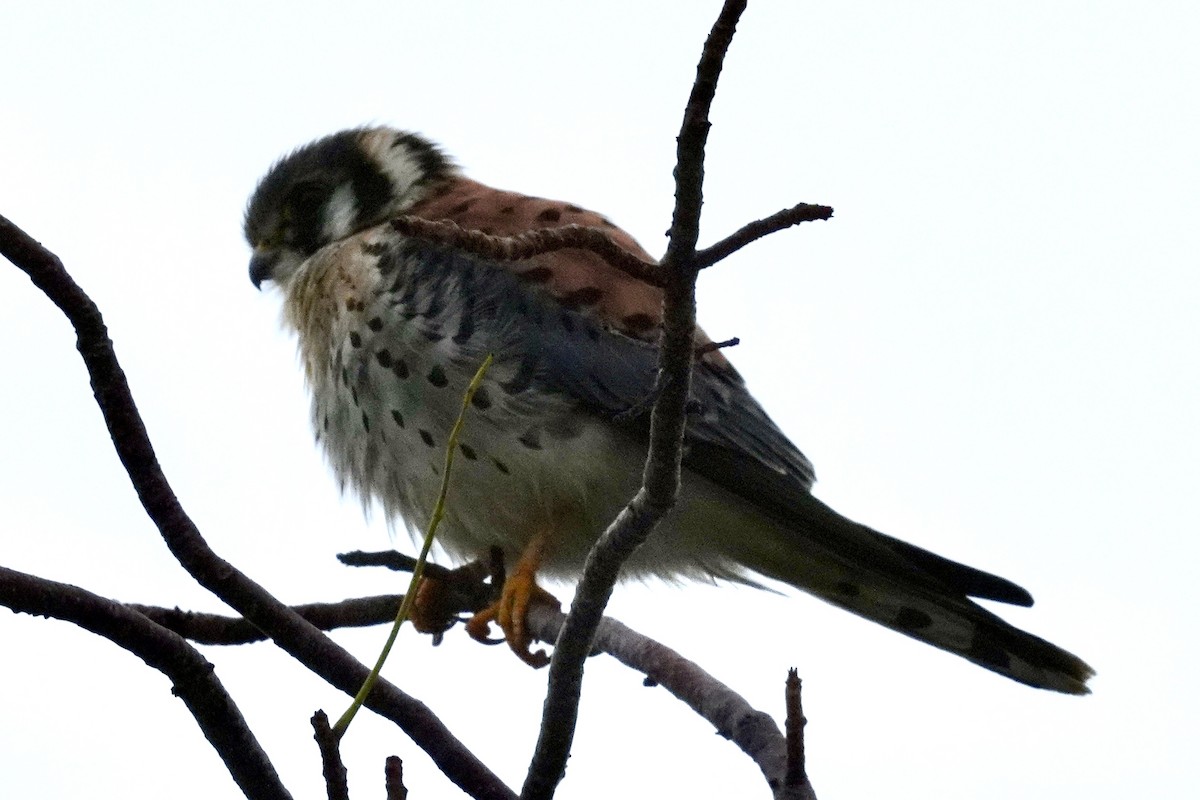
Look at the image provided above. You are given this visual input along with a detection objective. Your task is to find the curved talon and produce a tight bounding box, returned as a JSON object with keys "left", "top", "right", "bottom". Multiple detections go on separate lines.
{"left": 467, "top": 576, "right": 560, "bottom": 668}
{"left": 465, "top": 606, "right": 506, "bottom": 645}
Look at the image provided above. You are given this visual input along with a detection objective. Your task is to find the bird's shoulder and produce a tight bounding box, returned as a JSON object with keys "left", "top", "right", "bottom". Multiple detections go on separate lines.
{"left": 407, "top": 177, "right": 735, "bottom": 372}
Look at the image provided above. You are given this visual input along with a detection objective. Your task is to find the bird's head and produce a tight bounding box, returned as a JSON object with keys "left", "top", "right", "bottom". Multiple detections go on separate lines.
{"left": 244, "top": 126, "right": 456, "bottom": 288}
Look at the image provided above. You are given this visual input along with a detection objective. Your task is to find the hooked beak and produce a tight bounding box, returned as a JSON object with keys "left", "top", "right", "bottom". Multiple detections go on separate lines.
{"left": 249, "top": 249, "right": 278, "bottom": 290}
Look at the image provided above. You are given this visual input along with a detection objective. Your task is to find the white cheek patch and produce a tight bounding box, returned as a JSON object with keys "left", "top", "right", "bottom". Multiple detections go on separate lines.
{"left": 322, "top": 183, "right": 360, "bottom": 242}
{"left": 359, "top": 128, "right": 426, "bottom": 209}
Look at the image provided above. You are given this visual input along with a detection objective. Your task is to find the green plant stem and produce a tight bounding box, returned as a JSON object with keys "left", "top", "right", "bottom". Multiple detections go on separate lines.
{"left": 333, "top": 353, "right": 494, "bottom": 737}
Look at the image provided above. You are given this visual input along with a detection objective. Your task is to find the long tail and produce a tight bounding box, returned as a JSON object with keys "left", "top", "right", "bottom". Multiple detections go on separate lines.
{"left": 735, "top": 494, "right": 1094, "bottom": 694}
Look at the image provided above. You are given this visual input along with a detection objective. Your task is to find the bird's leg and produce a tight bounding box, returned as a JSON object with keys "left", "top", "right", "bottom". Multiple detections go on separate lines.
{"left": 465, "top": 529, "right": 562, "bottom": 668}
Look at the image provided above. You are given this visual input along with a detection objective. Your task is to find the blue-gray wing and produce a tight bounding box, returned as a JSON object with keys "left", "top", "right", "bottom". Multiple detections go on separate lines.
{"left": 388, "top": 235, "right": 817, "bottom": 490}
{"left": 403, "top": 238, "right": 1033, "bottom": 606}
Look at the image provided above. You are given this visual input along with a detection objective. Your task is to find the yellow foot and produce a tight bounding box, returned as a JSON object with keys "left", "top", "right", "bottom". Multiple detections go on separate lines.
{"left": 466, "top": 574, "right": 561, "bottom": 668}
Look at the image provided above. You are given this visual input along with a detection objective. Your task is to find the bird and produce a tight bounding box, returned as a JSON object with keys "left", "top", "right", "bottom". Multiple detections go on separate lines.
{"left": 245, "top": 125, "right": 1093, "bottom": 693}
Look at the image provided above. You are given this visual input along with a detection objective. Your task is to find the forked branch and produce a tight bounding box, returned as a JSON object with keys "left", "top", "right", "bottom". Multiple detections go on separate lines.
{"left": 0, "top": 566, "right": 291, "bottom": 800}
{"left": 0, "top": 213, "right": 517, "bottom": 800}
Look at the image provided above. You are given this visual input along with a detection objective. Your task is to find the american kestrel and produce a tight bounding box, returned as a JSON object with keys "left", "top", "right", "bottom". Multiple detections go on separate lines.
{"left": 245, "top": 126, "right": 1093, "bottom": 693}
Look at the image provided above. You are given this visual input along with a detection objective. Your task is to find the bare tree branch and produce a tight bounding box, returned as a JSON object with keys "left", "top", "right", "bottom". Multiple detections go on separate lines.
{"left": 390, "top": 217, "right": 663, "bottom": 287}
{"left": 784, "top": 669, "right": 808, "bottom": 791}
{"left": 523, "top": 604, "right": 816, "bottom": 796}
{"left": 0, "top": 565, "right": 292, "bottom": 800}
{"left": 696, "top": 203, "right": 833, "bottom": 269}
{"left": 523, "top": 5, "right": 750, "bottom": 798}
{"left": 337, "top": 550, "right": 454, "bottom": 578}
{"left": 132, "top": 552, "right": 499, "bottom": 645}
{"left": 131, "top": 596, "right": 407, "bottom": 645}
{"left": 125, "top": 569, "right": 815, "bottom": 798}
{"left": 312, "top": 711, "right": 350, "bottom": 800}
{"left": 0, "top": 213, "right": 517, "bottom": 800}
{"left": 385, "top": 757, "right": 408, "bottom": 800}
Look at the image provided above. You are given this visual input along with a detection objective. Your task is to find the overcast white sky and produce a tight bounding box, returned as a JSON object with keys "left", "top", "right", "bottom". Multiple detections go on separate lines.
{"left": 2, "top": 2, "right": 1197, "bottom": 798}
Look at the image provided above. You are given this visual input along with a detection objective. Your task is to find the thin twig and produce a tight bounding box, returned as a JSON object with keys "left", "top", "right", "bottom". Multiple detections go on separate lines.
{"left": 0, "top": 566, "right": 292, "bottom": 800}
{"left": 385, "top": 756, "right": 408, "bottom": 800}
{"left": 661, "top": 0, "right": 748, "bottom": 270}
{"left": 312, "top": 711, "right": 350, "bottom": 800}
{"left": 131, "top": 596, "right": 408, "bottom": 645}
{"left": 0, "top": 213, "right": 517, "bottom": 800}
{"left": 391, "top": 217, "right": 663, "bottom": 286}
{"left": 695, "top": 202, "right": 833, "bottom": 268}
{"left": 338, "top": 550, "right": 453, "bottom": 578}
{"left": 784, "top": 669, "right": 806, "bottom": 787}
{"left": 695, "top": 336, "right": 740, "bottom": 356}
{"left": 522, "top": 3, "right": 748, "bottom": 799}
